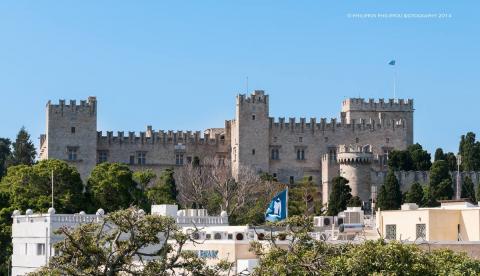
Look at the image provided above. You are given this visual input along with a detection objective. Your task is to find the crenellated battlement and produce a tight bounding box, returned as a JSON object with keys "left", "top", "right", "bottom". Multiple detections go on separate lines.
{"left": 237, "top": 90, "right": 269, "bottom": 104}
{"left": 337, "top": 144, "right": 373, "bottom": 164}
{"left": 342, "top": 98, "right": 413, "bottom": 112}
{"left": 97, "top": 127, "right": 227, "bottom": 146}
{"left": 47, "top": 97, "right": 97, "bottom": 115}
{"left": 268, "top": 116, "right": 406, "bottom": 132}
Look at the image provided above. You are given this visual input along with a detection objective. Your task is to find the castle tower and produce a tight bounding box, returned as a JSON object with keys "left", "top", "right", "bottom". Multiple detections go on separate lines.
{"left": 337, "top": 144, "right": 373, "bottom": 203}
{"left": 341, "top": 98, "right": 414, "bottom": 145}
{"left": 230, "top": 90, "right": 270, "bottom": 177}
{"left": 321, "top": 150, "right": 340, "bottom": 205}
{"left": 39, "top": 97, "right": 97, "bottom": 180}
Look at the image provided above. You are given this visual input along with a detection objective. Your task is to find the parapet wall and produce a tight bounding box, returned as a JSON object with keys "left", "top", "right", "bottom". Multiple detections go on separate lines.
{"left": 342, "top": 98, "right": 414, "bottom": 112}
{"left": 268, "top": 117, "right": 407, "bottom": 132}
{"left": 47, "top": 97, "right": 97, "bottom": 116}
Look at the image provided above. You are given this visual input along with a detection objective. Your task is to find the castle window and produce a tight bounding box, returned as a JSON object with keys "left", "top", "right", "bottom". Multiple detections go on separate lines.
{"left": 273, "top": 137, "right": 277, "bottom": 142}
{"left": 356, "top": 137, "right": 359, "bottom": 143}
{"left": 289, "top": 176, "right": 294, "bottom": 184}
{"left": 252, "top": 114, "right": 256, "bottom": 120}
{"left": 386, "top": 137, "right": 390, "bottom": 143}
{"left": 233, "top": 147, "right": 237, "bottom": 162}
{"left": 271, "top": 148, "right": 279, "bottom": 160}
{"left": 296, "top": 149, "right": 305, "bottom": 160}
{"left": 186, "top": 156, "right": 192, "bottom": 163}
{"left": 71, "top": 127, "right": 75, "bottom": 134}
{"left": 137, "top": 152, "right": 146, "bottom": 165}
{"left": 324, "top": 137, "right": 328, "bottom": 142}
{"left": 176, "top": 154, "right": 184, "bottom": 165}
{"left": 98, "top": 151, "right": 108, "bottom": 163}
{"left": 252, "top": 149, "right": 255, "bottom": 155}
{"left": 67, "top": 147, "right": 77, "bottom": 161}
{"left": 299, "top": 137, "right": 303, "bottom": 143}
{"left": 273, "top": 173, "right": 277, "bottom": 178}
{"left": 129, "top": 155, "right": 135, "bottom": 165}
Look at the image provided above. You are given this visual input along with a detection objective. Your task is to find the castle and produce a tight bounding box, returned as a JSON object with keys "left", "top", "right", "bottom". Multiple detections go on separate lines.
{"left": 39, "top": 91, "right": 415, "bottom": 204}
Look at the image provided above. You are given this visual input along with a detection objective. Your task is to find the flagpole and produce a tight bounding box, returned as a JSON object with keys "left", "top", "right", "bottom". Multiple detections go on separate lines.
{"left": 393, "top": 66, "right": 397, "bottom": 100}
{"left": 286, "top": 184, "right": 289, "bottom": 219}
{"left": 51, "top": 170, "right": 54, "bottom": 208}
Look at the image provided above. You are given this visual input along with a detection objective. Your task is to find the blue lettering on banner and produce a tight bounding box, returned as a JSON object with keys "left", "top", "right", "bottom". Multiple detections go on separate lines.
{"left": 198, "top": 250, "right": 219, "bottom": 259}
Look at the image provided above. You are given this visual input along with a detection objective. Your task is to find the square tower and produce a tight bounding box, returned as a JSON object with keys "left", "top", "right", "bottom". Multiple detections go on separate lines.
{"left": 39, "top": 97, "right": 97, "bottom": 180}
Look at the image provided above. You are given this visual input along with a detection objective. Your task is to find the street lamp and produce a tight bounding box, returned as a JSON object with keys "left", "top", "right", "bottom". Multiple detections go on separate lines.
{"left": 456, "top": 155, "right": 462, "bottom": 200}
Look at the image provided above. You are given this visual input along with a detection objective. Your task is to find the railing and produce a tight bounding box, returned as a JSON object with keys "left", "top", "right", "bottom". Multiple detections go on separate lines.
{"left": 14, "top": 214, "right": 100, "bottom": 224}
{"left": 176, "top": 216, "right": 228, "bottom": 226}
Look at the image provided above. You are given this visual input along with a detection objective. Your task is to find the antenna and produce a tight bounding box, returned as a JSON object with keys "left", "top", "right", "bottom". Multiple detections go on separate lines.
{"left": 51, "top": 170, "right": 54, "bottom": 208}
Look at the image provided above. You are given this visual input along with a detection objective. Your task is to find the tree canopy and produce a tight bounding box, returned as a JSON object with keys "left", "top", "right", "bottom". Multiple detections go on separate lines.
{"left": 428, "top": 160, "right": 454, "bottom": 204}
{"left": 10, "top": 127, "right": 36, "bottom": 166}
{"left": 87, "top": 162, "right": 144, "bottom": 213}
{"left": 145, "top": 168, "right": 178, "bottom": 205}
{"left": 0, "top": 138, "right": 11, "bottom": 180}
{"left": 461, "top": 176, "right": 476, "bottom": 203}
{"left": 376, "top": 170, "right": 402, "bottom": 210}
{"left": 251, "top": 216, "right": 480, "bottom": 275}
{"left": 459, "top": 132, "right": 480, "bottom": 171}
{"left": 405, "top": 182, "right": 424, "bottom": 206}
{"left": 388, "top": 143, "right": 431, "bottom": 171}
{"left": 327, "top": 176, "right": 352, "bottom": 215}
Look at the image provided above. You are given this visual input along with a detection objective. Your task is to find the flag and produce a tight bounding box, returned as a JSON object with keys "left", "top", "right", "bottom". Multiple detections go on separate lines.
{"left": 388, "top": 60, "right": 396, "bottom": 66}
{"left": 265, "top": 189, "right": 288, "bottom": 222}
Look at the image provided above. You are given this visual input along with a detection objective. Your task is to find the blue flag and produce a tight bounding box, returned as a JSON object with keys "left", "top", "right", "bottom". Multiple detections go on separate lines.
{"left": 388, "top": 60, "right": 396, "bottom": 66}
{"left": 265, "top": 189, "right": 288, "bottom": 222}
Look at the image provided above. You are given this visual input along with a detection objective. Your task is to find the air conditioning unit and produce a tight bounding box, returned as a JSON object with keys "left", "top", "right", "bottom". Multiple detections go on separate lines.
{"left": 313, "top": 216, "right": 334, "bottom": 227}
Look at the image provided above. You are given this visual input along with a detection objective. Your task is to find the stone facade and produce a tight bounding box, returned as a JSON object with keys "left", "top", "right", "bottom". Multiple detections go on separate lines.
{"left": 40, "top": 91, "right": 416, "bottom": 204}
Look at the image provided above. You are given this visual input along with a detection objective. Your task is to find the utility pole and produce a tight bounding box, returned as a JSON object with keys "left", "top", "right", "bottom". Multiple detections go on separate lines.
{"left": 456, "top": 155, "right": 462, "bottom": 200}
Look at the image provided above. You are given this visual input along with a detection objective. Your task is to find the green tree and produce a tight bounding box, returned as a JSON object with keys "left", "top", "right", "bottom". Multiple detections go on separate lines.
{"left": 405, "top": 182, "right": 424, "bottom": 206}
{"left": 289, "top": 176, "right": 322, "bottom": 216}
{"left": 388, "top": 150, "right": 413, "bottom": 171}
{"left": 434, "top": 148, "right": 445, "bottom": 161}
{"left": 146, "top": 168, "right": 177, "bottom": 205}
{"left": 408, "top": 143, "right": 432, "bottom": 171}
{"left": 459, "top": 132, "right": 480, "bottom": 171}
{"left": 0, "top": 159, "right": 86, "bottom": 274}
{"left": 327, "top": 177, "right": 352, "bottom": 216}
{"left": 0, "top": 138, "right": 11, "bottom": 179}
{"left": 251, "top": 216, "right": 480, "bottom": 275}
{"left": 10, "top": 127, "right": 36, "bottom": 166}
{"left": 1, "top": 159, "right": 86, "bottom": 213}
{"left": 31, "top": 207, "right": 233, "bottom": 275}
{"left": 376, "top": 170, "right": 402, "bottom": 210}
{"left": 347, "top": 196, "right": 362, "bottom": 207}
{"left": 461, "top": 176, "right": 476, "bottom": 203}
{"left": 429, "top": 160, "right": 454, "bottom": 203}
{"left": 87, "top": 163, "right": 143, "bottom": 213}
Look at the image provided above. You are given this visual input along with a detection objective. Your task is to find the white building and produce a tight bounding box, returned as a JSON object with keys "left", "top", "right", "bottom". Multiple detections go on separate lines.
{"left": 10, "top": 205, "right": 229, "bottom": 276}
{"left": 11, "top": 208, "right": 103, "bottom": 276}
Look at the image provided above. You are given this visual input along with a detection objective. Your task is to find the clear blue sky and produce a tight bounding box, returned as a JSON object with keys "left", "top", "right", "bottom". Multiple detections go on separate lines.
{"left": 0, "top": 1, "right": 478, "bottom": 156}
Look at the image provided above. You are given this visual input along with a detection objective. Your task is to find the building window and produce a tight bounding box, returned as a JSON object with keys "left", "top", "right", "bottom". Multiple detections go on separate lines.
{"left": 233, "top": 147, "right": 237, "bottom": 162}
{"left": 227, "top": 233, "right": 233, "bottom": 240}
{"left": 299, "top": 137, "right": 303, "bottom": 143}
{"left": 98, "top": 151, "right": 108, "bottom": 163}
{"left": 386, "top": 224, "right": 396, "bottom": 240}
{"left": 71, "top": 127, "right": 75, "bottom": 134}
{"left": 187, "top": 156, "right": 192, "bottom": 163}
{"left": 273, "top": 173, "right": 277, "bottom": 178}
{"left": 206, "top": 234, "right": 211, "bottom": 240}
{"left": 129, "top": 155, "right": 135, "bottom": 165}
{"left": 386, "top": 137, "right": 390, "bottom": 143}
{"left": 252, "top": 114, "right": 256, "bottom": 120}
{"left": 137, "top": 152, "right": 146, "bottom": 165}
{"left": 273, "top": 137, "right": 277, "bottom": 142}
{"left": 296, "top": 149, "right": 305, "bottom": 160}
{"left": 289, "top": 176, "right": 294, "bottom": 184}
{"left": 355, "top": 137, "right": 359, "bottom": 143}
{"left": 252, "top": 149, "right": 255, "bottom": 155}
{"left": 36, "top": 243, "right": 45, "bottom": 255}
{"left": 176, "top": 154, "right": 184, "bottom": 165}
{"left": 416, "top": 224, "right": 426, "bottom": 239}
{"left": 271, "top": 148, "right": 279, "bottom": 160}
{"left": 67, "top": 147, "right": 77, "bottom": 161}
{"left": 214, "top": 233, "right": 222, "bottom": 240}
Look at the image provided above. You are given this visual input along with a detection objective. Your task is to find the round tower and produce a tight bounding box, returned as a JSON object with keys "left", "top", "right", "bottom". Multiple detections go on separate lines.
{"left": 337, "top": 145, "right": 373, "bottom": 203}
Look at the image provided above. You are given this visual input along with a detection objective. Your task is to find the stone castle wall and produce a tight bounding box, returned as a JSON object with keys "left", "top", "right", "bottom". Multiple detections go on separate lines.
{"left": 40, "top": 92, "right": 414, "bottom": 189}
